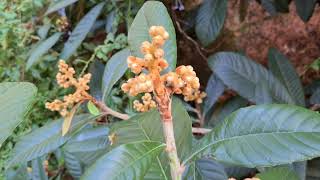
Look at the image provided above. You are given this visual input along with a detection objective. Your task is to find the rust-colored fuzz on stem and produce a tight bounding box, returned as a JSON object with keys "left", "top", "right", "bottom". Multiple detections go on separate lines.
{"left": 121, "top": 26, "right": 206, "bottom": 180}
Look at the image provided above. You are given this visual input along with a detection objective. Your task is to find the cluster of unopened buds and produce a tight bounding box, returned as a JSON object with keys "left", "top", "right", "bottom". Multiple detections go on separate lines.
{"left": 121, "top": 26, "right": 206, "bottom": 112}
{"left": 45, "top": 60, "right": 93, "bottom": 117}
{"left": 133, "top": 93, "right": 157, "bottom": 112}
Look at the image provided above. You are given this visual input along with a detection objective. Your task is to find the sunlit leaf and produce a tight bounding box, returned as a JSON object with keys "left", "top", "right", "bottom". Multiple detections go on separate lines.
{"left": 82, "top": 141, "right": 165, "bottom": 180}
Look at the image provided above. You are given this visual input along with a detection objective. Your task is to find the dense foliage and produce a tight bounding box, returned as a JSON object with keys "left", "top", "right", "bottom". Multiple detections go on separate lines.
{"left": 1, "top": 0, "right": 320, "bottom": 180}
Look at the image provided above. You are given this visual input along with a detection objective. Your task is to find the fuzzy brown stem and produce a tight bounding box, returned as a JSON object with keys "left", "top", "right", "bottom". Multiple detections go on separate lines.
{"left": 94, "top": 101, "right": 129, "bottom": 120}
{"left": 155, "top": 95, "right": 182, "bottom": 180}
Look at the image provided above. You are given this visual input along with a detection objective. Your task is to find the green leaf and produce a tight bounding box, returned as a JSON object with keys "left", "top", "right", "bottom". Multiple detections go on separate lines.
{"left": 128, "top": 1, "right": 177, "bottom": 72}
{"left": 207, "top": 96, "right": 247, "bottom": 127}
{"left": 63, "top": 150, "right": 83, "bottom": 179}
{"left": 63, "top": 126, "right": 109, "bottom": 153}
{"left": 294, "top": 0, "right": 317, "bottom": 22}
{"left": 87, "top": 101, "right": 100, "bottom": 116}
{"left": 45, "top": 0, "right": 78, "bottom": 15}
{"left": 7, "top": 114, "right": 97, "bottom": 167}
{"left": 102, "top": 48, "right": 130, "bottom": 101}
{"left": 257, "top": 167, "right": 299, "bottom": 180}
{"left": 6, "top": 164, "right": 31, "bottom": 180}
{"left": 63, "top": 126, "right": 109, "bottom": 166}
{"left": 268, "top": 48, "right": 305, "bottom": 106}
{"left": 26, "top": 32, "right": 61, "bottom": 70}
{"left": 195, "top": 0, "right": 227, "bottom": 46}
{"left": 203, "top": 74, "right": 225, "bottom": 116}
{"left": 183, "top": 158, "right": 228, "bottom": 180}
{"left": 0, "top": 82, "right": 37, "bottom": 145}
{"left": 60, "top": 2, "right": 105, "bottom": 60}
{"left": 109, "top": 97, "right": 192, "bottom": 178}
{"left": 89, "top": 60, "right": 105, "bottom": 100}
{"left": 185, "top": 104, "right": 320, "bottom": 167}
{"left": 81, "top": 141, "right": 165, "bottom": 180}
{"left": 208, "top": 52, "right": 295, "bottom": 104}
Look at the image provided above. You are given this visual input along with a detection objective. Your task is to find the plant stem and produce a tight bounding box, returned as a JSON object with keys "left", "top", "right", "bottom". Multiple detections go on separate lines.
{"left": 155, "top": 95, "right": 182, "bottom": 180}
{"left": 94, "top": 100, "right": 129, "bottom": 120}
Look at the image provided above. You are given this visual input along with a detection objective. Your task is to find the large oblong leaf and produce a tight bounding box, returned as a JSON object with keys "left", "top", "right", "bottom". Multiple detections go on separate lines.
{"left": 0, "top": 82, "right": 37, "bottom": 145}
{"left": 268, "top": 48, "right": 305, "bottom": 106}
{"left": 185, "top": 104, "right": 320, "bottom": 168}
{"left": 26, "top": 32, "right": 61, "bottom": 70}
{"left": 7, "top": 114, "right": 97, "bottom": 167}
{"left": 45, "top": 0, "right": 78, "bottom": 15}
{"left": 208, "top": 52, "right": 295, "bottom": 104}
{"left": 81, "top": 141, "right": 165, "bottom": 180}
{"left": 102, "top": 48, "right": 130, "bottom": 101}
{"left": 128, "top": 1, "right": 177, "bottom": 72}
{"left": 60, "top": 3, "right": 105, "bottom": 60}
{"left": 195, "top": 0, "right": 227, "bottom": 46}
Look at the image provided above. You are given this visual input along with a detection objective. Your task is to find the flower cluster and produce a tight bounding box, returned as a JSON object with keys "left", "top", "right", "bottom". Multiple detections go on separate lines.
{"left": 121, "top": 26, "right": 206, "bottom": 111}
{"left": 45, "top": 60, "right": 92, "bottom": 116}
{"left": 133, "top": 93, "right": 157, "bottom": 112}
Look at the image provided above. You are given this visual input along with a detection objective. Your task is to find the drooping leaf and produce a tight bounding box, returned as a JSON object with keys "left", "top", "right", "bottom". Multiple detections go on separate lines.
{"left": 268, "top": 48, "right": 305, "bottom": 106}
{"left": 81, "top": 141, "right": 165, "bottom": 180}
{"left": 185, "top": 104, "right": 320, "bottom": 168}
{"left": 183, "top": 158, "right": 228, "bottom": 180}
{"left": 63, "top": 150, "right": 83, "bottom": 179}
{"left": 45, "top": 0, "right": 78, "bottom": 15}
{"left": 128, "top": 1, "right": 177, "bottom": 72}
{"left": 60, "top": 3, "right": 105, "bottom": 60}
{"left": 26, "top": 32, "right": 61, "bottom": 70}
{"left": 31, "top": 157, "right": 48, "bottom": 180}
{"left": 7, "top": 114, "right": 97, "bottom": 167}
{"left": 294, "top": 0, "right": 317, "bottom": 22}
{"left": 208, "top": 52, "right": 295, "bottom": 104}
{"left": 195, "top": 0, "right": 227, "bottom": 46}
{"left": 203, "top": 74, "right": 225, "bottom": 116}
{"left": 0, "top": 82, "right": 37, "bottom": 145}
{"left": 257, "top": 167, "right": 299, "bottom": 180}
{"left": 102, "top": 48, "right": 130, "bottom": 101}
